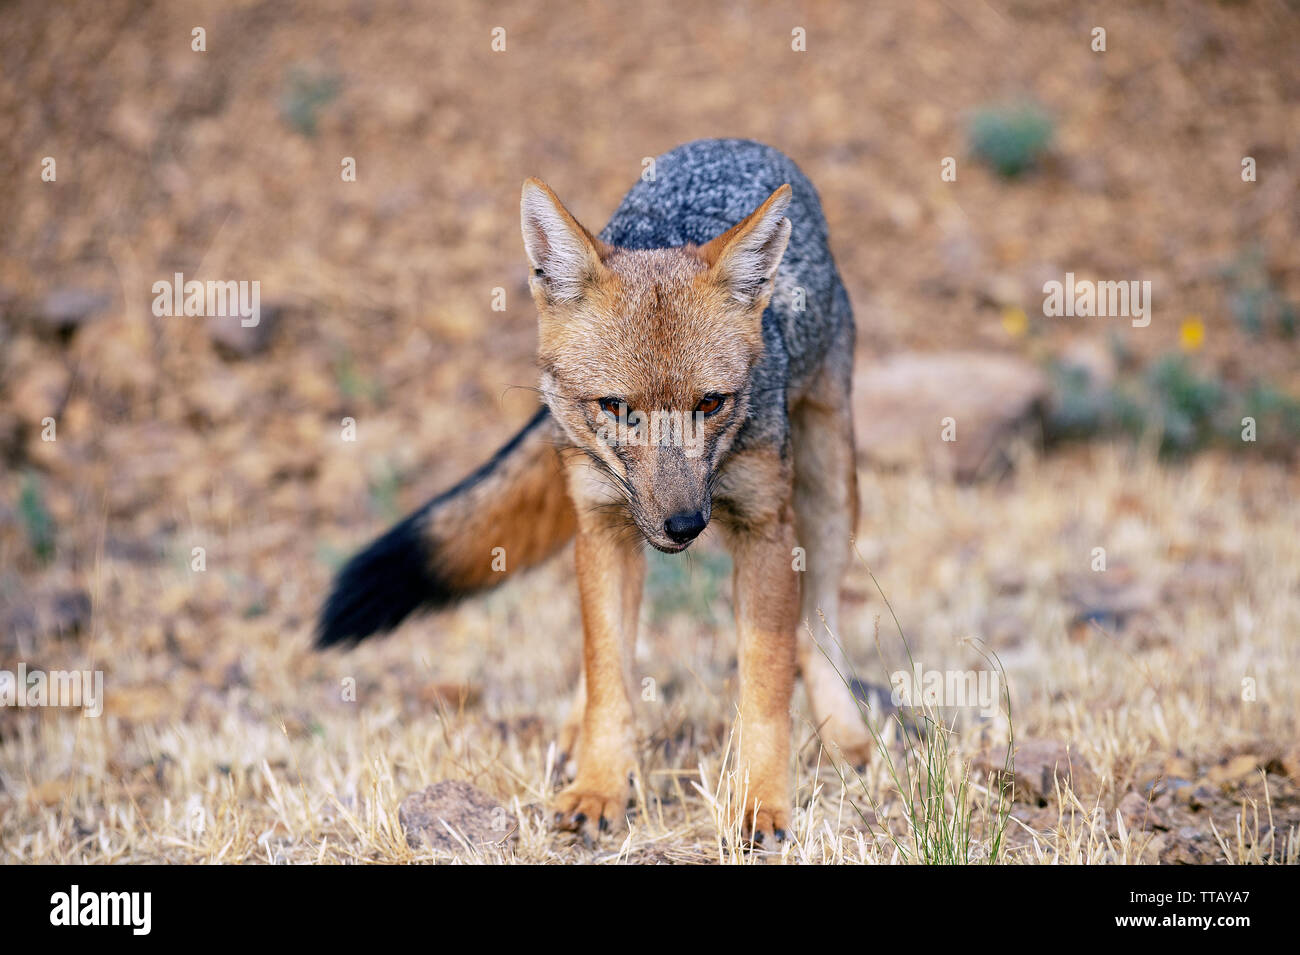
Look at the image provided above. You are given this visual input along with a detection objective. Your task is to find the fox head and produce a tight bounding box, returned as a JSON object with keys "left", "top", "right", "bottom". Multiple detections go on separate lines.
{"left": 520, "top": 178, "right": 792, "bottom": 552}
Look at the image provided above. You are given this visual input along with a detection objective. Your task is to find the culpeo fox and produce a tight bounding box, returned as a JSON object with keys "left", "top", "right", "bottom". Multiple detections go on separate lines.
{"left": 319, "top": 138, "right": 871, "bottom": 844}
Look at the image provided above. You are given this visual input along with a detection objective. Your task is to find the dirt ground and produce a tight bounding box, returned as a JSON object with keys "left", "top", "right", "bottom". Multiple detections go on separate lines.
{"left": 1, "top": 0, "right": 1297, "bottom": 863}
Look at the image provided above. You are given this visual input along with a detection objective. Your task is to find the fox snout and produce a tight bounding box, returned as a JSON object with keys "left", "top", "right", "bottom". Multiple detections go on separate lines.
{"left": 633, "top": 447, "right": 714, "bottom": 552}
{"left": 663, "top": 509, "right": 708, "bottom": 545}
{"left": 636, "top": 495, "right": 711, "bottom": 553}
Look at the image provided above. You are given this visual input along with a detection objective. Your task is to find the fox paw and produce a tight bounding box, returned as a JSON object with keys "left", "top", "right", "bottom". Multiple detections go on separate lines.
{"left": 554, "top": 720, "right": 582, "bottom": 783}
{"left": 824, "top": 729, "right": 876, "bottom": 768}
{"left": 552, "top": 785, "right": 628, "bottom": 844}
{"left": 743, "top": 805, "right": 791, "bottom": 850}
{"left": 818, "top": 711, "right": 879, "bottom": 768}
{"left": 550, "top": 747, "right": 578, "bottom": 787}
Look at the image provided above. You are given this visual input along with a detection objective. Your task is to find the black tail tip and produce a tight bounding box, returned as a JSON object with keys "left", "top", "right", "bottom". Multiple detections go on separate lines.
{"left": 315, "top": 513, "right": 459, "bottom": 649}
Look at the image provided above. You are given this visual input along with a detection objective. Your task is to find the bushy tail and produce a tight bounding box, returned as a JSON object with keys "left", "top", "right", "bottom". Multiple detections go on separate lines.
{"left": 316, "top": 407, "right": 575, "bottom": 647}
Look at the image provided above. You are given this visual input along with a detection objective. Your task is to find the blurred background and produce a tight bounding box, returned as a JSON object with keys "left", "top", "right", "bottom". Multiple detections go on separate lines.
{"left": 1, "top": 0, "right": 1297, "bottom": 863}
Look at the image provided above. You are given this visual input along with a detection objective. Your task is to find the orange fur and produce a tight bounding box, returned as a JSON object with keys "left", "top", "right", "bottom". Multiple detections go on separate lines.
{"left": 422, "top": 413, "right": 576, "bottom": 592}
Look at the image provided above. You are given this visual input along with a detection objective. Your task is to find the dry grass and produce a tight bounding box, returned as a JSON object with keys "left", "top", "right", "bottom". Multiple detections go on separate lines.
{"left": 2, "top": 0, "right": 1297, "bottom": 865}
{"left": 4, "top": 444, "right": 1296, "bottom": 864}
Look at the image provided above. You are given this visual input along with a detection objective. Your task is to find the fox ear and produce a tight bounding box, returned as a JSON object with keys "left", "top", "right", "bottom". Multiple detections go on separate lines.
{"left": 521, "top": 178, "right": 609, "bottom": 304}
{"left": 698, "top": 184, "right": 793, "bottom": 308}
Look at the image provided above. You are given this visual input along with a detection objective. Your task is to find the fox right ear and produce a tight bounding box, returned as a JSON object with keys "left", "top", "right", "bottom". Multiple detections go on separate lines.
{"left": 521, "top": 179, "right": 609, "bottom": 304}
{"left": 698, "top": 184, "right": 793, "bottom": 309}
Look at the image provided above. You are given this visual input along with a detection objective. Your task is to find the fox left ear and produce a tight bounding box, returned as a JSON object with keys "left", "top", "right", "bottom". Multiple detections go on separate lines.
{"left": 521, "top": 178, "right": 610, "bottom": 305}
{"left": 698, "top": 184, "right": 793, "bottom": 308}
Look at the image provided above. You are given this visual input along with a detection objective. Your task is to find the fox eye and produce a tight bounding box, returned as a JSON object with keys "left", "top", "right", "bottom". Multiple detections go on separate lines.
{"left": 695, "top": 394, "right": 725, "bottom": 416}
{"left": 598, "top": 397, "right": 626, "bottom": 419}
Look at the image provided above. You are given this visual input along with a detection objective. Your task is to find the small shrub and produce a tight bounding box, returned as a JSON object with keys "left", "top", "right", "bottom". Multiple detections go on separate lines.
{"left": 1046, "top": 352, "right": 1300, "bottom": 457}
{"left": 18, "top": 472, "right": 55, "bottom": 564}
{"left": 1223, "top": 248, "right": 1298, "bottom": 338}
{"left": 968, "top": 103, "right": 1054, "bottom": 178}
{"left": 280, "top": 66, "right": 341, "bottom": 137}
{"left": 1238, "top": 381, "right": 1300, "bottom": 456}
{"left": 1145, "top": 354, "right": 1225, "bottom": 454}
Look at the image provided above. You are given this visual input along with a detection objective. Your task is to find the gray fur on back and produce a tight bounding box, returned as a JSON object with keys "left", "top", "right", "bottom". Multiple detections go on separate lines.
{"left": 599, "top": 138, "right": 853, "bottom": 449}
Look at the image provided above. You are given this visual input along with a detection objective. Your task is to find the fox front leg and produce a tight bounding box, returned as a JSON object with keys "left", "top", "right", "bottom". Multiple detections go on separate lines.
{"left": 730, "top": 520, "right": 799, "bottom": 845}
{"left": 554, "top": 535, "right": 642, "bottom": 786}
{"left": 551, "top": 512, "right": 644, "bottom": 843}
{"left": 718, "top": 450, "right": 800, "bottom": 847}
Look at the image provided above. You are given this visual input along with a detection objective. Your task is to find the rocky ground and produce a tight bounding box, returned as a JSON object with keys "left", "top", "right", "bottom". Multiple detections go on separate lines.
{"left": 1, "top": 0, "right": 1297, "bottom": 863}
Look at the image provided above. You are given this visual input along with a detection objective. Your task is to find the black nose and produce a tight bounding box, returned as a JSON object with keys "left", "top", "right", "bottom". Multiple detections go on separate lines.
{"left": 664, "top": 511, "right": 707, "bottom": 544}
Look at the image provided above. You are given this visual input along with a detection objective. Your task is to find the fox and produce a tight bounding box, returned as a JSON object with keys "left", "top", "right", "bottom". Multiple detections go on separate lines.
{"left": 318, "top": 138, "right": 872, "bottom": 845}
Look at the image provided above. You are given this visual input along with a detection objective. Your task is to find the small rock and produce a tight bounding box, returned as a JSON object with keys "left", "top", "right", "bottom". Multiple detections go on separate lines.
{"left": 1147, "top": 775, "right": 1194, "bottom": 798}
{"left": 1161, "top": 830, "right": 1218, "bottom": 864}
{"left": 104, "top": 536, "right": 166, "bottom": 564}
{"left": 1062, "top": 565, "right": 1158, "bottom": 639}
{"left": 983, "top": 738, "right": 1095, "bottom": 805}
{"left": 0, "top": 587, "right": 92, "bottom": 644}
{"left": 398, "top": 781, "right": 518, "bottom": 853}
{"left": 1277, "top": 746, "right": 1300, "bottom": 783}
{"left": 38, "top": 288, "right": 111, "bottom": 334}
{"left": 1207, "top": 753, "right": 1262, "bottom": 787}
{"left": 209, "top": 304, "right": 283, "bottom": 358}
{"left": 1118, "top": 790, "right": 1168, "bottom": 831}
{"left": 47, "top": 590, "right": 92, "bottom": 638}
{"left": 177, "top": 70, "right": 228, "bottom": 116}
{"left": 854, "top": 351, "right": 1048, "bottom": 480}
{"left": 990, "top": 567, "right": 1027, "bottom": 595}
{"left": 1139, "top": 832, "right": 1169, "bottom": 863}
{"left": 1009, "top": 805, "right": 1060, "bottom": 832}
